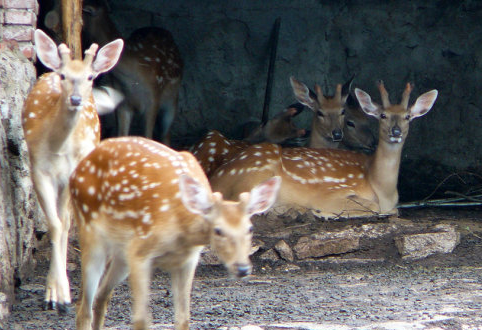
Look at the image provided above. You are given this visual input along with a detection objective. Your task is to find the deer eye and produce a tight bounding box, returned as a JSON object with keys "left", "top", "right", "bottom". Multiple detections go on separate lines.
{"left": 214, "top": 228, "right": 223, "bottom": 236}
{"left": 341, "top": 109, "right": 345, "bottom": 115}
{"left": 346, "top": 120, "right": 355, "bottom": 128}
{"left": 87, "top": 74, "right": 94, "bottom": 81}
{"left": 405, "top": 114, "right": 410, "bottom": 120}
{"left": 316, "top": 110, "right": 324, "bottom": 117}
{"left": 380, "top": 113, "right": 387, "bottom": 119}
{"left": 59, "top": 74, "right": 66, "bottom": 80}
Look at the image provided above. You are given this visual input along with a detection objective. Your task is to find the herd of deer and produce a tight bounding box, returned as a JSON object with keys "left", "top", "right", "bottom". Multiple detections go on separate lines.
{"left": 20, "top": 2, "right": 438, "bottom": 329}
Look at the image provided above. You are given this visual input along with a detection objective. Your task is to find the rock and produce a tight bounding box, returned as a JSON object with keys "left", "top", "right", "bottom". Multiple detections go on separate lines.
{"left": 259, "top": 249, "right": 280, "bottom": 262}
{"left": 274, "top": 240, "right": 294, "bottom": 262}
{"left": 199, "top": 247, "right": 221, "bottom": 265}
{"left": 294, "top": 232, "right": 360, "bottom": 259}
{"left": 395, "top": 224, "right": 460, "bottom": 260}
{"left": 0, "top": 46, "right": 39, "bottom": 325}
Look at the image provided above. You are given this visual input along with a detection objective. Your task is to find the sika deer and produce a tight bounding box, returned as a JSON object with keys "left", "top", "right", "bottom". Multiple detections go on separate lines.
{"left": 191, "top": 104, "right": 306, "bottom": 177}
{"left": 82, "top": 0, "right": 183, "bottom": 143}
{"left": 70, "top": 137, "right": 280, "bottom": 330}
{"left": 22, "top": 30, "right": 123, "bottom": 312}
{"left": 290, "top": 76, "right": 353, "bottom": 149}
{"left": 210, "top": 81, "right": 438, "bottom": 218}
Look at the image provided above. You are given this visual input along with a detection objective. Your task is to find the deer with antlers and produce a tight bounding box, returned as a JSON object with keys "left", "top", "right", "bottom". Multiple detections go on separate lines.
{"left": 209, "top": 81, "right": 438, "bottom": 218}
{"left": 70, "top": 136, "right": 280, "bottom": 330}
{"left": 22, "top": 29, "right": 123, "bottom": 312}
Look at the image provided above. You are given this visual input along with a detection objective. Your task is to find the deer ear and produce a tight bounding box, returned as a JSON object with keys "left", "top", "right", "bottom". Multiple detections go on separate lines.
{"left": 242, "top": 176, "right": 281, "bottom": 216}
{"left": 341, "top": 74, "right": 355, "bottom": 103}
{"left": 92, "top": 39, "right": 124, "bottom": 74}
{"left": 179, "top": 174, "right": 214, "bottom": 216}
{"left": 410, "top": 90, "right": 438, "bottom": 119}
{"left": 34, "top": 29, "right": 61, "bottom": 71}
{"left": 290, "top": 76, "right": 318, "bottom": 110}
{"left": 355, "top": 88, "right": 380, "bottom": 118}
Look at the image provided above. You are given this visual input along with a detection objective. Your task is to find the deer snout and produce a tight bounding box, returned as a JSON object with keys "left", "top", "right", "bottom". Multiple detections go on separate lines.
{"left": 234, "top": 263, "right": 252, "bottom": 278}
{"left": 70, "top": 95, "right": 82, "bottom": 107}
{"left": 332, "top": 129, "right": 343, "bottom": 142}
{"left": 391, "top": 125, "right": 402, "bottom": 137}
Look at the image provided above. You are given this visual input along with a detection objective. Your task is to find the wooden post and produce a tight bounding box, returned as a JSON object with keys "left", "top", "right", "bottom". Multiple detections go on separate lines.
{"left": 61, "top": 0, "right": 82, "bottom": 60}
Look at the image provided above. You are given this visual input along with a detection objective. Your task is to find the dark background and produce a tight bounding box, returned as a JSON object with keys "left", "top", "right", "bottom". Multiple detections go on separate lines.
{"left": 38, "top": 0, "right": 482, "bottom": 202}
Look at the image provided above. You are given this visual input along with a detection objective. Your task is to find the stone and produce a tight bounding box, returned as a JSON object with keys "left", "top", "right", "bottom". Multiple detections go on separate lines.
{"left": 274, "top": 240, "right": 294, "bottom": 262}
{"left": 199, "top": 247, "right": 221, "bottom": 265}
{"left": 259, "top": 249, "right": 280, "bottom": 262}
{"left": 395, "top": 224, "right": 460, "bottom": 260}
{"left": 294, "top": 233, "right": 360, "bottom": 259}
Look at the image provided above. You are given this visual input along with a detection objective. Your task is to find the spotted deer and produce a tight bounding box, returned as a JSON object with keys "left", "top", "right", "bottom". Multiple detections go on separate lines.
{"left": 342, "top": 93, "right": 377, "bottom": 153}
{"left": 70, "top": 137, "right": 281, "bottom": 330}
{"left": 22, "top": 29, "right": 123, "bottom": 312}
{"left": 191, "top": 104, "right": 306, "bottom": 177}
{"left": 82, "top": 0, "right": 183, "bottom": 143}
{"left": 290, "top": 76, "right": 354, "bottom": 149}
{"left": 210, "top": 81, "right": 438, "bottom": 218}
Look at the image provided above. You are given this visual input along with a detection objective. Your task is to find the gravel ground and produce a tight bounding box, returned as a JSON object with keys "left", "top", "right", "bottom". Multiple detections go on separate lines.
{"left": 6, "top": 208, "right": 482, "bottom": 330}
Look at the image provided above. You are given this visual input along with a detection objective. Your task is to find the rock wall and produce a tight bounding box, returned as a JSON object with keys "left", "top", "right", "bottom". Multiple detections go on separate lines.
{"left": 0, "top": 45, "right": 43, "bottom": 326}
{"left": 107, "top": 0, "right": 482, "bottom": 171}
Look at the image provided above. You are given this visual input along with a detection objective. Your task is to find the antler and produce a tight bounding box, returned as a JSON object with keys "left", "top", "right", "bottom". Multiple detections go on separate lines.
{"left": 57, "top": 44, "right": 71, "bottom": 66}
{"left": 400, "top": 82, "right": 413, "bottom": 109}
{"left": 334, "top": 84, "right": 342, "bottom": 102}
{"left": 377, "top": 80, "right": 391, "bottom": 108}
{"left": 83, "top": 43, "right": 99, "bottom": 67}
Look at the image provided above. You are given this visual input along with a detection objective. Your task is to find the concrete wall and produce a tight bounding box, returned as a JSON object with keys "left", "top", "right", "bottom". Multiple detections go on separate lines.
{"left": 107, "top": 0, "right": 482, "bottom": 171}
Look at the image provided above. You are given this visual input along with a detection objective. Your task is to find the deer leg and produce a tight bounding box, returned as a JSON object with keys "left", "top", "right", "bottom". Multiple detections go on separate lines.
{"left": 116, "top": 101, "right": 134, "bottom": 136}
{"left": 156, "top": 84, "right": 180, "bottom": 144}
{"left": 92, "top": 255, "right": 129, "bottom": 330}
{"left": 56, "top": 186, "right": 72, "bottom": 313}
{"left": 128, "top": 252, "right": 153, "bottom": 330}
{"left": 171, "top": 252, "right": 200, "bottom": 330}
{"left": 76, "top": 231, "right": 108, "bottom": 330}
{"left": 32, "top": 173, "right": 70, "bottom": 312}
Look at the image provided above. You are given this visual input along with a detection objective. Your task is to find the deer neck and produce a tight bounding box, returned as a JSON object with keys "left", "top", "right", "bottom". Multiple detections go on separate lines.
{"left": 367, "top": 138, "right": 404, "bottom": 212}
{"left": 47, "top": 98, "right": 83, "bottom": 153}
{"left": 309, "top": 121, "right": 340, "bottom": 149}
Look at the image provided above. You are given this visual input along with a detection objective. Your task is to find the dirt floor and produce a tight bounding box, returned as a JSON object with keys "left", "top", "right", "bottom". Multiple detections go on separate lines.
{"left": 5, "top": 207, "right": 482, "bottom": 330}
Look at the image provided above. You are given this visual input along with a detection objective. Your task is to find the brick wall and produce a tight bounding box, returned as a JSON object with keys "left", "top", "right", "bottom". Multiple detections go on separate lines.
{"left": 0, "top": 0, "right": 39, "bottom": 59}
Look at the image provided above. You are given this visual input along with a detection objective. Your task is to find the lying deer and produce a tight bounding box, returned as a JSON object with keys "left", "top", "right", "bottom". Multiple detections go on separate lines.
{"left": 22, "top": 30, "right": 123, "bottom": 312}
{"left": 70, "top": 137, "right": 281, "bottom": 330}
{"left": 191, "top": 104, "right": 306, "bottom": 177}
{"left": 210, "top": 81, "right": 438, "bottom": 218}
{"left": 290, "top": 76, "right": 376, "bottom": 152}
{"left": 82, "top": 0, "right": 183, "bottom": 143}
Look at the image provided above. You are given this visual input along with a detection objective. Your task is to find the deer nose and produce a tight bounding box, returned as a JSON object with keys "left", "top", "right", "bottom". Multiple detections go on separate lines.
{"left": 332, "top": 129, "right": 343, "bottom": 142}
{"left": 236, "top": 264, "right": 252, "bottom": 278}
{"left": 70, "top": 95, "right": 82, "bottom": 106}
{"left": 391, "top": 125, "right": 402, "bottom": 137}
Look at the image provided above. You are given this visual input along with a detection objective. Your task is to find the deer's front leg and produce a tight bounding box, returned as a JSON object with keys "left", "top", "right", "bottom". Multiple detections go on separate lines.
{"left": 32, "top": 172, "right": 71, "bottom": 313}
{"left": 171, "top": 253, "right": 200, "bottom": 330}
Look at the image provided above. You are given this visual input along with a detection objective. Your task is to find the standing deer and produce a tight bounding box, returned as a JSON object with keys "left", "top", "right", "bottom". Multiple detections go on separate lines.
{"left": 82, "top": 0, "right": 183, "bottom": 143}
{"left": 70, "top": 137, "right": 280, "bottom": 330}
{"left": 210, "top": 81, "right": 438, "bottom": 218}
{"left": 22, "top": 29, "right": 123, "bottom": 312}
{"left": 191, "top": 104, "right": 306, "bottom": 177}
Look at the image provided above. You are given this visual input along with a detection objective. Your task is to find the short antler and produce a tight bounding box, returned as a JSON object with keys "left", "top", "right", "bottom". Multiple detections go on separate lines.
{"left": 400, "top": 82, "right": 413, "bottom": 109}
{"left": 57, "top": 43, "right": 71, "bottom": 66}
{"left": 377, "top": 80, "right": 391, "bottom": 108}
{"left": 83, "top": 43, "right": 99, "bottom": 67}
{"left": 334, "top": 84, "right": 342, "bottom": 102}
